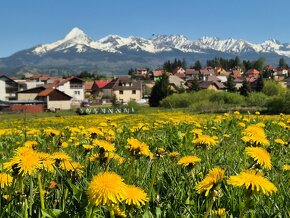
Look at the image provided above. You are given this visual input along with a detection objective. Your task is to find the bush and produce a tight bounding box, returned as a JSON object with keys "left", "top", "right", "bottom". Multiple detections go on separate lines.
{"left": 267, "top": 90, "right": 290, "bottom": 113}
{"left": 246, "top": 92, "right": 269, "bottom": 107}
{"left": 210, "top": 92, "right": 245, "bottom": 105}
{"left": 160, "top": 90, "right": 215, "bottom": 108}
{"left": 189, "top": 100, "right": 225, "bottom": 113}
{"left": 262, "top": 80, "right": 286, "bottom": 96}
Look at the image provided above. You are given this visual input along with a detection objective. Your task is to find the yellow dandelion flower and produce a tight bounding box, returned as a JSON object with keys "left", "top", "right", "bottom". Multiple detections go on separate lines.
{"left": 4, "top": 148, "right": 41, "bottom": 175}
{"left": 93, "top": 139, "right": 115, "bottom": 152}
{"left": 255, "top": 111, "right": 260, "bottom": 115}
{"left": 87, "top": 172, "right": 127, "bottom": 206}
{"left": 177, "top": 155, "right": 201, "bottom": 167}
{"left": 245, "top": 147, "right": 271, "bottom": 169}
{"left": 275, "top": 138, "right": 286, "bottom": 145}
{"left": 278, "top": 122, "right": 286, "bottom": 128}
{"left": 227, "top": 170, "right": 277, "bottom": 195}
{"left": 51, "top": 152, "right": 72, "bottom": 161}
{"left": 195, "top": 167, "right": 225, "bottom": 196}
{"left": 124, "top": 185, "right": 148, "bottom": 206}
{"left": 192, "top": 135, "right": 218, "bottom": 148}
{"left": 0, "top": 173, "right": 13, "bottom": 188}
{"left": 24, "top": 140, "right": 38, "bottom": 148}
{"left": 168, "top": 151, "right": 180, "bottom": 158}
{"left": 61, "top": 142, "right": 69, "bottom": 148}
{"left": 126, "top": 138, "right": 153, "bottom": 158}
{"left": 234, "top": 111, "right": 240, "bottom": 115}
{"left": 111, "top": 205, "right": 127, "bottom": 218}
{"left": 192, "top": 129, "right": 203, "bottom": 136}
{"left": 238, "top": 122, "right": 246, "bottom": 128}
{"left": 282, "top": 164, "right": 290, "bottom": 171}
{"left": 211, "top": 208, "right": 226, "bottom": 216}
{"left": 242, "top": 125, "right": 269, "bottom": 146}
{"left": 60, "top": 160, "right": 83, "bottom": 172}
{"left": 83, "top": 144, "right": 94, "bottom": 151}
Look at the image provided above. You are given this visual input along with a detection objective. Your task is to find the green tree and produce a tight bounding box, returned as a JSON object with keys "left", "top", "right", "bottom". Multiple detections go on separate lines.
{"left": 225, "top": 74, "right": 236, "bottom": 92}
{"left": 240, "top": 80, "right": 251, "bottom": 96}
{"left": 278, "top": 58, "right": 289, "bottom": 69}
{"left": 128, "top": 68, "right": 134, "bottom": 76}
{"left": 255, "top": 74, "right": 264, "bottom": 92}
{"left": 253, "top": 57, "right": 265, "bottom": 72}
{"left": 149, "top": 74, "right": 170, "bottom": 107}
{"left": 189, "top": 78, "right": 200, "bottom": 92}
{"left": 193, "top": 60, "right": 202, "bottom": 70}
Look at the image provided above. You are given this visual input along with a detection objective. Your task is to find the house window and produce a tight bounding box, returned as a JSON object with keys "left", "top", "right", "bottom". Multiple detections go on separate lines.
{"left": 119, "top": 90, "right": 123, "bottom": 95}
{"left": 74, "top": 91, "right": 80, "bottom": 95}
{"left": 132, "top": 90, "right": 136, "bottom": 94}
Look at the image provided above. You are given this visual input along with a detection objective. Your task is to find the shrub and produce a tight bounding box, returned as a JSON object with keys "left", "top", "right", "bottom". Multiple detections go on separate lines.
{"left": 267, "top": 90, "right": 290, "bottom": 113}
{"left": 246, "top": 92, "right": 269, "bottom": 107}
{"left": 209, "top": 92, "right": 245, "bottom": 105}
{"left": 262, "top": 80, "right": 286, "bottom": 96}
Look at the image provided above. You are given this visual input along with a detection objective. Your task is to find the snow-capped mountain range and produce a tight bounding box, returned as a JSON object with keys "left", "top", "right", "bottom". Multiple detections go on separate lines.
{"left": 1, "top": 27, "right": 290, "bottom": 75}
{"left": 32, "top": 27, "right": 290, "bottom": 56}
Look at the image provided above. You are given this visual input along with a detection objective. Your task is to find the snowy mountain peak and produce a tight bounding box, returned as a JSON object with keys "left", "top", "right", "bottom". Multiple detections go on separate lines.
{"left": 64, "top": 27, "right": 88, "bottom": 40}
{"left": 31, "top": 27, "right": 290, "bottom": 57}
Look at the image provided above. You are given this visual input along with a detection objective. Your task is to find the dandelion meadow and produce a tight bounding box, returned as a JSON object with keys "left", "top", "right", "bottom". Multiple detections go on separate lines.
{"left": 0, "top": 112, "right": 289, "bottom": 217}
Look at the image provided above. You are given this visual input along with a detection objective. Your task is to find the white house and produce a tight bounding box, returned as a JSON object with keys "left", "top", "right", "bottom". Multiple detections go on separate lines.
{"left": 52, "top": 77, "right": 85, "bottom": 105}
{"left": 0, "top": 75, "right": 19, "bottom": 101}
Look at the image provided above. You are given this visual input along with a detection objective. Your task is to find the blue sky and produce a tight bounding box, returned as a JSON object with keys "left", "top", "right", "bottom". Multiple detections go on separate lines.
{"left": 0, "top": 0, "right": 289, "bottom": 57}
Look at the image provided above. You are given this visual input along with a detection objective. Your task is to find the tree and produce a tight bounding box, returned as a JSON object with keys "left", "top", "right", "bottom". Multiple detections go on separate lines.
{"left": 278, "top": 58, "right": 288, "bottom": 69}
{"left": 128, "top": 68, "right": 134, "bottom": 76}
{"left": 149, "top": 74, "right": 170, "bottom": 107}
{"left": 255, "top": 74, "right": 264, "bottom": 92}
{"left": 189, "top": 78, "right": 200, "bottom": 92}
{"left": 253, "top": 57, "right": 265, "bottom": 72}
{"left": 240, "top": 80, "right": 251, "bottom": 96}
{"left": 225, "top": 74, "right": 236, "bottom": 92}
{"left": 193, "top": 60, "right": 202, "bottom": 70}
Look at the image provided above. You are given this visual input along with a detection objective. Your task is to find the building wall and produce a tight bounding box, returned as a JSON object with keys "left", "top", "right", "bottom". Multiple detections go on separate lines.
{"left": 0, "top": 80, "right": 6, "bottom": 101}
{"left": 47, "top": 100, "right": 72, "bottom": 110}
{"left": 17, "top": 93, "right": 39, "bottom": 101}
{"left": 113, "top": 89, "right": 142, "bottom": 103}
{"left": 10, "top": 104, "right": 45, "bottom": 113}
{"left": 57, "top": 81, "right": 85, "bottom": 102}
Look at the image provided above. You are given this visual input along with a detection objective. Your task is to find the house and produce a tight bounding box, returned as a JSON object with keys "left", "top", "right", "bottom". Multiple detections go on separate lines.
{"left": 51, "top": 77, "right": 85, "bottom": 105}
{"left": 283, "top": 77, "right": 290, "bottom": 88}
{"left": 136, "top": 68, "right": 148, "bottom": 75}
{"left": 185, "top": 68, "right": 199, "bottom": 80}
{"left": 199, "top": 81, "right": 225, "bottom": 91}
{"left": 0, "top": 75, "right": 19, "bottom": 101}
{"left": 37, "top": 88, "right": 72, "bottom": 110}
{"left": 17, "top": 86, "right": 72, "bottom": 110}
{"left": 152, "top": 69, "right": 164, "bottom": 81}
{"left": 246, "top": 69, "right": 260, "bottom": 79}
{"left": 84, "top": 81, "right": 94, "bottom": 98}
{"left": 168, "top": 75, "right": 187, "bottom": 92}
{"left": 91, "top": 80, "right": 111, "bottom": 97}
{"left": 102, "top": 77, "right": 142, "bottom": 103}
{"left": 200, "top": 67, "right": 215, "bottom": 81}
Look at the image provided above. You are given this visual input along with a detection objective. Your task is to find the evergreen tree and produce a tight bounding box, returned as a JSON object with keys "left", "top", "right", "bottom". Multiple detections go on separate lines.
{"left": 253, "top": 57, "right": 265, "bottom": 72}
{"left": 149, "top": 74, "right": 170, "bottom": 107}
{"left": 240, "top": 80, "right": 251, "bottom": 96}
{"left": 255, "top": 74, "right": 264, "bottom": 92}
{"left": 128, "top": 68, "right": 134, "bottom": 76}
{"left": 225, "top": 74, "right": 236, "bottom": 92}
{"left": 189, "top": 78, "right": 200, "bottom": 92}
{"left": 279, "top": 58, "right": 288, "bottom": 69}
{"left": 193, "top": 60, "right": 202, "bottom": 70}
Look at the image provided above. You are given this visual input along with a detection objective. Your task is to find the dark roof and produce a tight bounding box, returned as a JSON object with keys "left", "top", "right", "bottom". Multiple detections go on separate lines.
{"left": 17, "top": 86, "right": 46, "bottom": 93}
{"left": 199, "top": 81, "right": 225, "bottom": 89}
{"left": 0, "top": 75, "right": 18, "bottom": 84}
{"left": 112, "top": 78, "right": 142, "bottom": 90}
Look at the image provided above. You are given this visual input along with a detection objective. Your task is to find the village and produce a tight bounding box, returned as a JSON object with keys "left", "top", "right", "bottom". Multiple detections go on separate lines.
{"left": 0, "top": 65, "right": 290, "bottom": 113}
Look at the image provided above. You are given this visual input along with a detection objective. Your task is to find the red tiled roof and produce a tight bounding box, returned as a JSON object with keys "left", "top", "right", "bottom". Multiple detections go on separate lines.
{"left": 246, "top": 69, "right": 260, "bottom": 75}
{"left": 84, "top": 81, "right": 94, "bottom": 90}
{"left": 37, "top": 88, "right": 55, "bottom": 97}
{"left": 94, "top": 80, "right": 111, "bottom": 89}
{"left": 153, "top": 70, "right": 163, "bottom": 77}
